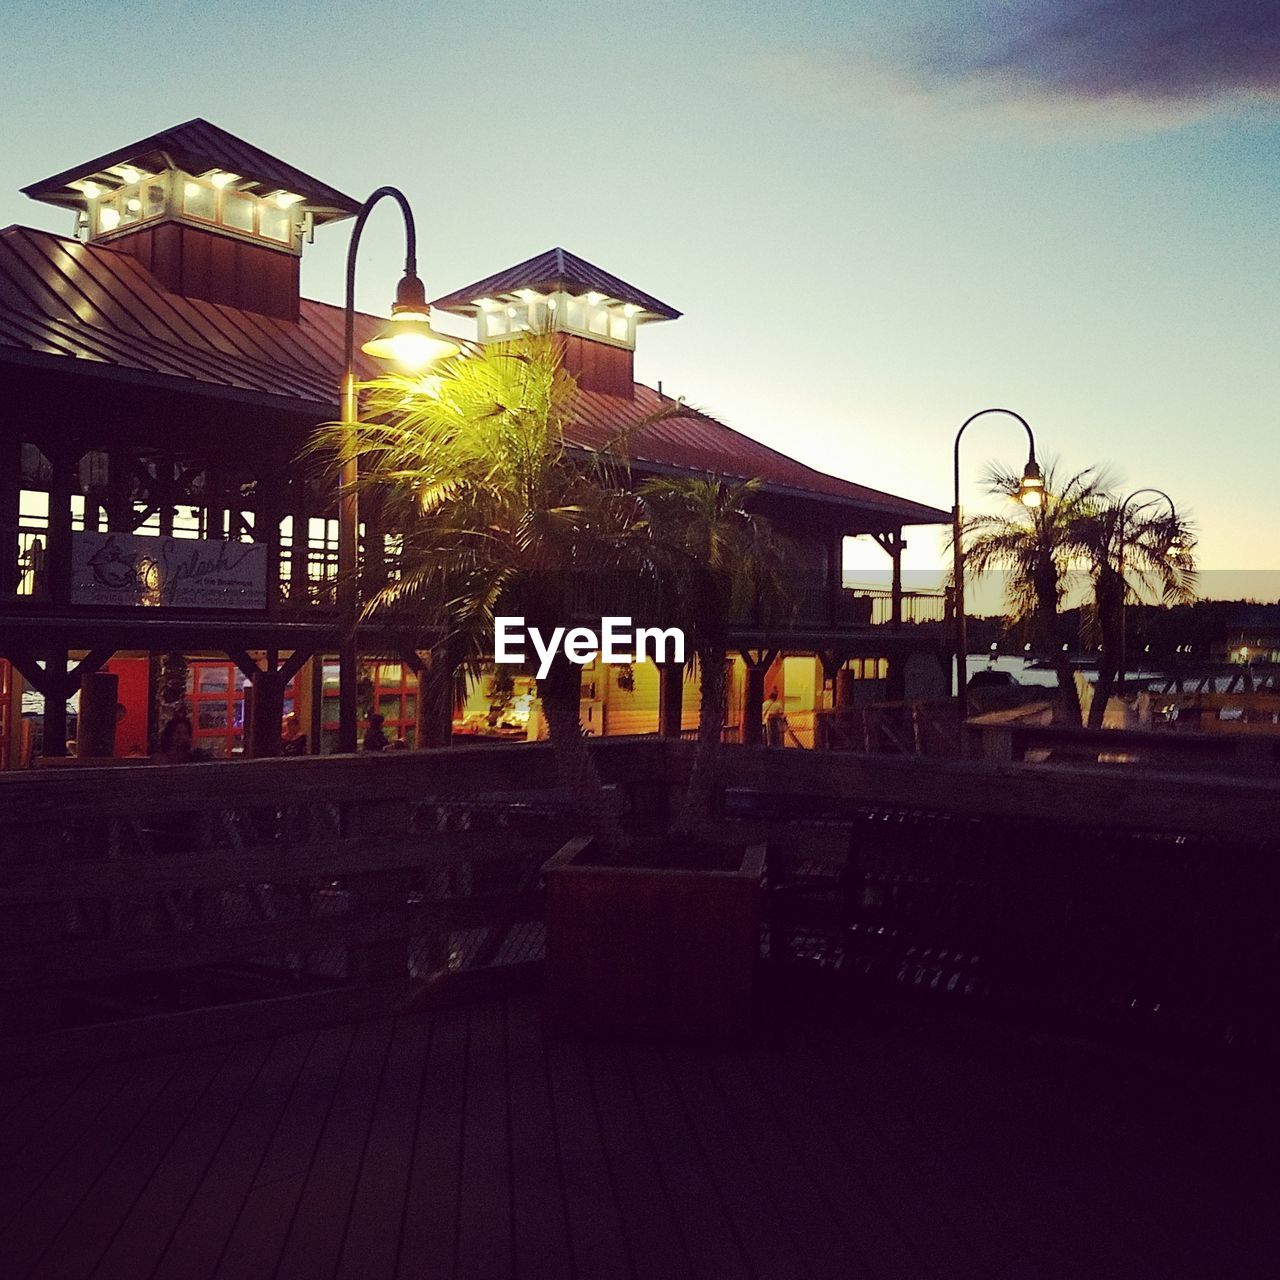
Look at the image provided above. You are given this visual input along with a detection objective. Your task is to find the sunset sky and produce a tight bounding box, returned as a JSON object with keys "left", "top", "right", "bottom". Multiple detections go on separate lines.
{"left": 4, "top": 1, "right": 1277, "bottom": 589}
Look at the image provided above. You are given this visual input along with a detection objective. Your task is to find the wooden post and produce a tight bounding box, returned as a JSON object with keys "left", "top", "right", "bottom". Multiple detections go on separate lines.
{"left": 42, "top": 650, "right": 69, "bottom": 758}
{"left": 741, "top": 656, "right": 766, "bottom": 747}
{"left": 890, "top": 530, "right": 904, "bottom": 631}
{"left": 246, "top": 667, "right": 285, "bottom": 758}
{"left": 658, "top": 660, "right": 684, "bottom": 738}
{"left": 47, "top": 448, "right": 75, "bottom": 609}
{"left": 78, "top": 671, "right": 119, "bottom": 759}
{"left": 0, "top": 438, "right": 19, "bottom": 599}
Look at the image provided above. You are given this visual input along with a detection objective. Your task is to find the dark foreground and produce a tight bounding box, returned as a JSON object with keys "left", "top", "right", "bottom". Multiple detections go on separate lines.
{"left": 3, "top": 994, "right": 1277, "bottom": 1280}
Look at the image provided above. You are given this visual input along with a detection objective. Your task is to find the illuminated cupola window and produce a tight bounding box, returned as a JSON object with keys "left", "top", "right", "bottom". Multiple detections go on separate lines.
{"left": 432, "top": 247, "right": 680, "bottom": 395}
{"left": 23, "top": 118, "right": 360, "bottom": 320}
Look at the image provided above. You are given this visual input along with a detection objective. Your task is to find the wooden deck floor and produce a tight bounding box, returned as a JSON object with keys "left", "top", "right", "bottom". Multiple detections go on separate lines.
{"left": 2, "top": 994, "right": 1276, "bottom": 1280}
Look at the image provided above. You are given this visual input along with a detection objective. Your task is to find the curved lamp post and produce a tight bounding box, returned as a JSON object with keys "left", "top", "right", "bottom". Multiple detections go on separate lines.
{"left": 1115, "top": 487, "right": 1177, "bottom": 696}
{"left": 338, "top": 187, "right": 459, "bottom": 752}
{"left": 953, "top": 408, "right": 1044, "bottom": 740}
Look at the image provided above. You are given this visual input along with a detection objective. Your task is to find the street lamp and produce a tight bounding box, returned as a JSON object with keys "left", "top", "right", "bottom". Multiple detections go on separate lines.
{"left": 1115, "top": 487, "right": 1176, "bottom": 696}
{"left": 953, "top": 408, "right": 1042, "bottom": 739}
{"left": 338, "top": 186, "right": 459, "bottom": 752}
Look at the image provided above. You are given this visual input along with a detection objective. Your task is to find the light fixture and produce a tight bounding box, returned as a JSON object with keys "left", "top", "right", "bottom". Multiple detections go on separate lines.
{"left": 74, "top": 179, "right": 103, "bottom": 199}
{"left": 622, "top": 303, "right": 640, "bottom": 318}
{"left": 585, "top": 291, "right": 605, "bottom": 306}
{"left": 516, "top": 288, "right": 540, "bottom": 302}
{"left": 126, "top": 198, "right": 141, "bottom": 212}
{"left": 99, "top": 206, "right": 121, "bottom": 231}
{"left": 117, "top": 165, "right": 143, "bottom": 183}
{"left": 207, "top": 170, "right": 239, "bottom": 188}
{"left": 361, "top": 273, "right": 461, "bottom": 371}
{"left": 1016, "top": 458, "right": 1045, "bottom": 507}
{"left": 274, "top": 191, "right": 304, "bottom": 208}
{"left": 475, "top": 297, "right": 498, "bottom": 311}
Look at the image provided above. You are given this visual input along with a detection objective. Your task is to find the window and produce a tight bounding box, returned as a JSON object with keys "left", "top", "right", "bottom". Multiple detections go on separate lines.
{"left": 87, "top": 169, "right": 301, "bottom": 249}
{"left": 319, "top": 659, "right": 419, "bottom": 753}
{"left": 186, "top": 660, "right": 297, "bottom": 758}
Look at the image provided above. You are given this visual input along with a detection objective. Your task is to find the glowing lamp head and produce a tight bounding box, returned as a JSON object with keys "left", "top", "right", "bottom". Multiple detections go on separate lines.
{"left": 1017, "top": 458, "right": 1045, "bottom": 508}
{"left": 361, "top": 272, "right": 461, "bottom": 372}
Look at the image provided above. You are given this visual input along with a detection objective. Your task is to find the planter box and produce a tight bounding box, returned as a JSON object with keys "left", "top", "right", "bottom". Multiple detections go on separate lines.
{"left": 543, "top": 835, "right": 766, "bottom": 1041}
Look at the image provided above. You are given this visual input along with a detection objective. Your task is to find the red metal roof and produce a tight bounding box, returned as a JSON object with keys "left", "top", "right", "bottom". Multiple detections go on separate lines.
{"left": 573, "top": 384, "right": 946, "bottom": 523}
{"left": 0, "top": 224, "right": 946, "bottom": 525}
{"left": 432, "top": 247, "right": 681, "bottom": 321}
{"left": 22, "top": 119, "right": 361, "bottom": 224}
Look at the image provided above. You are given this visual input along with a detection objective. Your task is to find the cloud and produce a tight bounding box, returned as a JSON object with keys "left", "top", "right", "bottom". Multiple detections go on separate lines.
{"left": 759, "top": 1, "right": 1280, "bottom": 132}
{"left": 948, "top": 0, "right": 1280, "bottom": 104}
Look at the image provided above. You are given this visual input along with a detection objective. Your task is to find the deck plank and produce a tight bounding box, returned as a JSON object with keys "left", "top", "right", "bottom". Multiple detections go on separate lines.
{"left": 2, "top": 992, "right": 1278, "bottom": 1280}
{"left": 2, "top": 1052, "right": 186, "bottom": 1278}
{"left": 663, "top": 1042, "right": 812, "bottom": 1280}
{"left": 212, "top": 1024, "right": 355, "bottom": 1280}
{"left": 89, "top": 1038, "right": 274, "bottom": 1280}
{"left": 28, "top": 1046, "right": 231, "bottom": 1280}
{"left": 151, "top": 1030, "right": 316, "bottom": 1280}
{"left": 335, "top": 1013, "right": 435, "bottom": 1280}
{"left": 275, "top": 1018, "right": 395, "bottom": 1280}
{"left": 0, "top": 1061, "right": 135, "bottom": 1223}
{"left": 456, "top": 1000, "right": 514, "bottom": 1280}
{"left": 504, "top": 997, "right": 573, "bottom": 1280}
{"left": 626, "top": 1040, "right": 754, "bottom": 1280}
{"left": 583, "top": 1041, "right": 693, "bottom": 1280}
{"left": 396, "top": 1005, "right": 468, "bottom": 1280}
{"left": 707, "top": 1049, "right": 867, "bottom": 1280}
{"left": 544, "top": 1035, "right": 633, "bottom": 1279}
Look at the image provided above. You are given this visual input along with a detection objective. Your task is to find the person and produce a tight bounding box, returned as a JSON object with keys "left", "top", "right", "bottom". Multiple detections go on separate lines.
{"left": 362, "top": 712, "right": 389, "bottom": 753}
{"left": 762, "top": 687, "right": 787, "bottom": 747}
{"left": 280, "top": 713, "right": 308, "bottom": 756}
{"left": 153, "top": 715, "right": 209, "bottom": 764}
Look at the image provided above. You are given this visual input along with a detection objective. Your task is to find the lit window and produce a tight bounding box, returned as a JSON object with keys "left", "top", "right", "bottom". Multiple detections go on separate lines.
{"left": 222, "top": 190, "right": 255, "bottom": 233}
{"left": 142, "top": 179, "right": 166, "bottom": 218}
{"left": 259, "top": 201, "right": 292, "bottom": 243}
{"left": 183, "top": 179, "right": 217, "bottom": 222}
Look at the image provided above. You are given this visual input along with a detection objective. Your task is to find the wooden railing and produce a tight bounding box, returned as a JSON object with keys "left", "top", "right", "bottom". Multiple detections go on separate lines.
{"left": 2, "top": 738, "right": 1278, "bottom": 1068}
{"left": 968, "top": 711, "right": 1280, "bottom": 773}
{"left": 0, "top": 740, "right": 666, "bottom": 1071}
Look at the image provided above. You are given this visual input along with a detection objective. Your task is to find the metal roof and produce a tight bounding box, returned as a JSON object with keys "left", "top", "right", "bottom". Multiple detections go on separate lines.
{"left": 572, "top": 384, "right": 947, "bottom": 523}
{"left": 22, "top": 118, "right": 361, "bottom": 224}
{"left": 432, "top": 247, "right": 682, "bottom": 321}
{"left": 0, "top": 224, "right": 946, "bottom": 525}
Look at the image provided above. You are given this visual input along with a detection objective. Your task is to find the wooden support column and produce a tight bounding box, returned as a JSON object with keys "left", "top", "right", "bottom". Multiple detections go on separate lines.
{"left": 657, "top": 660, "right": 684, "bottom": 738}
{"left": 828, "top": 532, "right": 845, "bottom": 625}
{"left": 289, "top": 474, "right": 310, "bottom": 607}
{"left": 0, "top": 438, "right": 18, "bottom": 599}
{"left": 47, "top": 447, "right": 75, "bottom": 608}
{"left": 78, "top": 671, "right": 119, "bottom": 758}
{"left": 404, "top": 648, "right": 453, "bottom": 748}
{"left": 261, "top": 464, "right": 284, "bottom": 619}
{"left": 872, "top": 529, "right": 905, "bottom": 630}
{"left": 739, "top": 648, "right": 778, "bottom": 747}
{"left": 42, "top": 649, "right": 69, "bottom": 758}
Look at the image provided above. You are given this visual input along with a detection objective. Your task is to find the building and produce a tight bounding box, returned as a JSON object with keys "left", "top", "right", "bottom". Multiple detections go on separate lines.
{"left": 0, "top": 119, "right": 948, "bottom": 767}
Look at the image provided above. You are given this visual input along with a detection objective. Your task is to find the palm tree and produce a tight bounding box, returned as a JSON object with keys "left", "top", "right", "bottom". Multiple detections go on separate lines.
{"left": 961, "top": 462, "right": 1108, "bottom": 725}
{"left": 310, "top": 334, "right": 661, "bottom": 839}
{"left": 639, "top": 475, "right": 792, "bottom": 832}
{"left": 1075, "top": 499, "right": 1196, "bottom": 728}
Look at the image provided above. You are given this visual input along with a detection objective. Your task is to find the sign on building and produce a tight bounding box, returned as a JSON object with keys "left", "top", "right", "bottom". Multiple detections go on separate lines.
{"left": 71, "top": 532, "right": 268, "bottom": 609}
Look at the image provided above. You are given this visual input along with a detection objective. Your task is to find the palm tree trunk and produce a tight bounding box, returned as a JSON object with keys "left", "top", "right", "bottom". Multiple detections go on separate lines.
{"left": 674, "top": 644, "right": 727, "bottom": 834}
{"left": 537, "top": 656, "right": 621, "bottom": 842}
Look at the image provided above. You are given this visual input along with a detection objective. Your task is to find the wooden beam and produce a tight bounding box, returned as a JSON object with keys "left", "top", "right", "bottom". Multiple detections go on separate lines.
{"left": 278, "top": 648, "right": 313, "bottom": 685}
{"left": 69, "top": 648, "right": 117, "bottom": 686}
{"left": 226, "top": 649, "right": 263, "bottom": 681}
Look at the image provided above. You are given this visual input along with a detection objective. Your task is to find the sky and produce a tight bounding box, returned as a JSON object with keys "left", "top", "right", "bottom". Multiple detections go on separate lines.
{"left": 3, "top": 0, "right": 1277, "bottom": 591}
